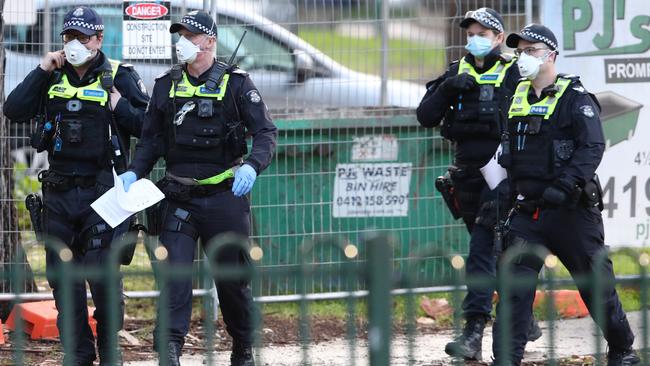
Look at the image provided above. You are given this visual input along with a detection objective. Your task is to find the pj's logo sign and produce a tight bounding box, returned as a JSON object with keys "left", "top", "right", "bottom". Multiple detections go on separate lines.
{"left": 563, "top": 0, "right": 650, "bottom": 57}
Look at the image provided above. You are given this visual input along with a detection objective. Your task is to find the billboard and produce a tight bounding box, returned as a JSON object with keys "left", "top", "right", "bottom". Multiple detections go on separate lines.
{"left": 542, "top": 0, "right": 650, "bottom": 246}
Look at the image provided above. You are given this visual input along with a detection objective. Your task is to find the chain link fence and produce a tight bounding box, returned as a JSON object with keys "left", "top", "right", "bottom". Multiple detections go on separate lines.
{"left": 1, "top": 0, "right": 531, "bottom": 299}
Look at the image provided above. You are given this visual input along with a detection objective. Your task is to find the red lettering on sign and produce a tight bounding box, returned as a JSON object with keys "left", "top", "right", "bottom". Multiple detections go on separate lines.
{"left": 125, "top": 3, "right": 169, "bottom": 20}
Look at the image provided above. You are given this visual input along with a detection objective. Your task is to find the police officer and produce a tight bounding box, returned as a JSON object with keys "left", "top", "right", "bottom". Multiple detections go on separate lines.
{"left": 118, "top": 10, "right": 276, "bottom": 366}
{"left": 4, "top": 6, "right": 149, "bottom": 366}
{"left": 492, "top": 24, "right": 638, "bottom": 365}
{"left": 416, "top": 8, "right": 540, "bottom": 360}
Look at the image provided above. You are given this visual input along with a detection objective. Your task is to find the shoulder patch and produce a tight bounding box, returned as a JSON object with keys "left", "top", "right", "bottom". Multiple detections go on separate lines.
{"left": 580, "top": 105, "right": 595, "bottom": 118}
{"left": 245, "top": 89, "right": 262, "bottom": 104}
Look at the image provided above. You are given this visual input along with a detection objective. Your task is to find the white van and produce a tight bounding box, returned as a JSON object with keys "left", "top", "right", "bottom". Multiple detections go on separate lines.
{"left": 3, "top": 0, "right": 423, "bottom": 112}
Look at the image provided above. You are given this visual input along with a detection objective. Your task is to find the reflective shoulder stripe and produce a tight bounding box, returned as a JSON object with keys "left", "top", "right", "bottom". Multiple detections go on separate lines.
{"left": 48, "top": 75, "right": 76, "bottom": 99}
{"left": 508, "top": 78, "right": 573, "bottom": 119}
{"left": 47, "top": 62, "right": 118, "bottom": 105}
{"left": 108, "top": 59, "right": 120, "bottom": 79}
{"left": 169, "top": 71, "right": 230, "bottom": 100}
{"left": 169, "top": 72, "right": 196, "bottom": 98}
{"left": 458, "top": 56, "right": 514, "bottom": 87}
{"left": 195, "top": 74, "right": 230, "bottom": 100}
{"left": 508, "top": 80, "right": 532, "bottom": 117}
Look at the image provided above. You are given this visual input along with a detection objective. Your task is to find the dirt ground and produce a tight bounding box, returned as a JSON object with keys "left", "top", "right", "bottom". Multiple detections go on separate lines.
{"left": 0, "top": 316, "right": 441, "bottom": 365}
{"left": 0, "top": 314, "right": 603, "bottom": 366}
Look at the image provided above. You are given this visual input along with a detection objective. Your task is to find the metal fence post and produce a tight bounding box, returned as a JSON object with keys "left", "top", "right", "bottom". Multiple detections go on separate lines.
{"left": 366, "top": 232, "right": 392, "bottom": 366}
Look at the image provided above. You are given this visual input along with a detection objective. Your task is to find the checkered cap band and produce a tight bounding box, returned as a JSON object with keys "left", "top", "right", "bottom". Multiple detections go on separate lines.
{"left": 521, "top": 30, "right": 557, "bottom": 50}
{"left": 469, "top": 8, "right": 504, "bottom": 33}
{"left": 182, "top": 17, "right": 216, "bottom": 37}
{"left": 63, "top": 20, "right": 104, "bottom": 32}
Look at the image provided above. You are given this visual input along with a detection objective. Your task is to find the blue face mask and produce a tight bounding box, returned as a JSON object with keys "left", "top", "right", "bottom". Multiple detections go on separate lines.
{"left": 465, "top": 35, "right": 494, "bottom": 58}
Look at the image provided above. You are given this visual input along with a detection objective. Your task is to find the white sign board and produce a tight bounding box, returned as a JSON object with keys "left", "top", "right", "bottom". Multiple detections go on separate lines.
{"left": 122, "top": 1, "right": 171, "bottom": 60}
{"left": 332, "top": 163, "right": 412, "bottom": 218}
{"left": 542, "top": 1, "right": 650, "bottom": 246}
{"left": 351, "top": 135, "right": 399, "bottom": 162}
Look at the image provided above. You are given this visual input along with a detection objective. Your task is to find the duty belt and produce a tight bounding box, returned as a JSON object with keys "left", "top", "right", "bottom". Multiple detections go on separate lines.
{"left": 38, "top": 170, "right": 96, "bottom": 191}
{"left": 159, "top": 171, "right": 234, "bottom": 201}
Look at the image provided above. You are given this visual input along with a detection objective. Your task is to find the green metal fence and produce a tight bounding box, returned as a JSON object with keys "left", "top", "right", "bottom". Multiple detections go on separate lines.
{"left": 2, "top": 230, "right": 648, "bottom": 365}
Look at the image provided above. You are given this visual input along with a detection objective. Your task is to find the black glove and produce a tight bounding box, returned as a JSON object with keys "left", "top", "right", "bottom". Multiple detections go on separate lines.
{"left": 441, "top": 73, "right": 477, "bottom": 96}
{"left": 542, "top": 185, "right": 569, "bottom": 207}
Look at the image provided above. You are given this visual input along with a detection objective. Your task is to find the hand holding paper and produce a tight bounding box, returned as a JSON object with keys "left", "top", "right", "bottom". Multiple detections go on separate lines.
{"left": 91, "top": 169, "right": 165, "bottom": 228}
{"left": 480, "top": 144, "right": 508, "bottom": 190}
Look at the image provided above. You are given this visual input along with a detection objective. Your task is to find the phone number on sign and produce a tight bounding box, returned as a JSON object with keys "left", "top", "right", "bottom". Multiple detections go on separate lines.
{"left": 601, "top": 176, "right": 650, "bottom": 218}
{"left": 335, "top": 195, "right": 407, "bottom": 207}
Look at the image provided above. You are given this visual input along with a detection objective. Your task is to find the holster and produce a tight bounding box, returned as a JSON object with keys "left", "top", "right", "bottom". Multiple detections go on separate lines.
{"left": 581, "top": 175, "right": 604, "bottom": 211}
{"left": 435, "top": 173, "right": 461, "bottom": 219}
{"left": 25, "top": 194, "right": 44, "bottom": 242}
{"left": 145, "top": 200, "right": 169, "bottom": 237}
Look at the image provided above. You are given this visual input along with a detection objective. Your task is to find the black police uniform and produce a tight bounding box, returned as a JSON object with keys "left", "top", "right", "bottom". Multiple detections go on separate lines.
{"left": 492, "top": 74, "right": 636, "bottom": 364}
{"left": 417, "top": 48, "right": 520, "bottom": 328}
{"left": 4, "top": 50, "right": 149, "bottom": 364}
{"left": 129, "top": 61, "right": 277, "bottom": 354}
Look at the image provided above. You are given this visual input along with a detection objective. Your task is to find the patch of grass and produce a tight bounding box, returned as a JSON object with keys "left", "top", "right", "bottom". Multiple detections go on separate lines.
{"left": 297, "top": 28, "right": 445, "bottom": 80}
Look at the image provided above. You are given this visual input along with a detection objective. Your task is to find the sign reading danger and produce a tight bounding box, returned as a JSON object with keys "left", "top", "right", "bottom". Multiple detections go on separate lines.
{"left": 122, "top": 1, "right": 171, "bottom": 60}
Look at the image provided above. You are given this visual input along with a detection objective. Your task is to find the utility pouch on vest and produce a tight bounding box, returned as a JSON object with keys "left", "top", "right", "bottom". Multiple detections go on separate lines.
{"left": 435, "top": 173, "right": 461, "bottom": 220}
{"left": 525, "top": 117, "right": 543, "bottom": 134}
{"left": 225, "top": 120, "right": 247, "bottom": 155}
{"left": 31, "top": 117, "right": 55, "bottom": 152}
{"left": 478, "top": 100, "right": 498, "bottom": 123}
{"left": 65, "top": 120, "right": 83, "bottom": 143}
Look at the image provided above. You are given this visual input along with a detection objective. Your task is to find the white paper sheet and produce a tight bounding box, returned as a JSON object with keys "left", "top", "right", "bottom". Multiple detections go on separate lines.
{"left": 91, "top": 169, "right": 165, "bottom": 228}
{"left": 480, "top": 144, "right": 508, "bottom": 190}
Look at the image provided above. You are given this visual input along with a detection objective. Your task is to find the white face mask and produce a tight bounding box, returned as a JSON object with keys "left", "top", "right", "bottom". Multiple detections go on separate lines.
{"left": 517, "top": 51, "right": 552, "bottom": 80}
{"left": 176, "top": 35, "right": 207, "bottom": 64}
{"left": 64, "top": 39, "right": 93, "bottom": 67}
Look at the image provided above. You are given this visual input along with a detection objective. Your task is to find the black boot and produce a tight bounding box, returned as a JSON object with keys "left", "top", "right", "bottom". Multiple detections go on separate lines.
{"left": 159, "top": 342, "right": 182, "bottom": 366}
{"left": 607, "top": 348, "right": 640, "bottom": 366}
{"left": 444, "top": 315, "right": 488, "bottom": 360}
{"left": 231, "top": 343, "right": 255, "bottom": 366}
{"left": 527, "top": 317, "right": 542, "bottom": 342}
{"left": 99, "top": 346, "right": 123, "bottom": 366}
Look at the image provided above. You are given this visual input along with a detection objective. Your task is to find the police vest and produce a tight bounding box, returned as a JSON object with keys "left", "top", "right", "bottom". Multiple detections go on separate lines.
{"left": 504, "top": 76, "right": 575, "bottom": 181}
{"left": 442, "top": 55, "right": 516, "bottom": 141}
{"left": 165, "top": 68, "right": 246, "bottom": 166}
{"left": 45, "top": 59, "right": 119, "bottom": 168}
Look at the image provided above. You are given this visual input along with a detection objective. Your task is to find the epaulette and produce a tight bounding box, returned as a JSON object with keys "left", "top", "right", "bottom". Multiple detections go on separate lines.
{"left": 119, "top": 63, "right": 135, "bottom": 70}
{"left": 155, "top": 69, "right": 171, "bottom": 80}
{"left": 499, "top": 53, "right": 515, "bottom": 63}
{"left": 559, "top": 73, "right": 580, "bottom": 81}
{"left": 230, "top": 67, "right": 248, "bottom": 76}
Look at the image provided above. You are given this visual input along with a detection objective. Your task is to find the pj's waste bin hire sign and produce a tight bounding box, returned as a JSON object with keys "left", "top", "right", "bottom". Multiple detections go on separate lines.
{"left": 122, "top": 1, "right": 171, "bottom": 60}
{"left": 543, "top": 0, "right": 650, "bottom": 246}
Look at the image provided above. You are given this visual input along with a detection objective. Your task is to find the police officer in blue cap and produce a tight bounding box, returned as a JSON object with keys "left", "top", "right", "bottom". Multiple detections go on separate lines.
{"left": 417, "top": 8, "right": 541, "bottom": 361}
{"left": 492, "top": 24, "right": 639, "bottom": 366}
{"left": 4, "top": 6, "right": 149, "bottom": 366}
{"left": 119, "top": 10, "right": 276, "bottom": 366}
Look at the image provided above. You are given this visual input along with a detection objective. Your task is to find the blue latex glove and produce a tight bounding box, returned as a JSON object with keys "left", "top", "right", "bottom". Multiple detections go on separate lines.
{"left": 119, "top": 171, "right": 137, "bottom": 192}
{"left": 232, "top": 164, "right": 257, "bottom": 197}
